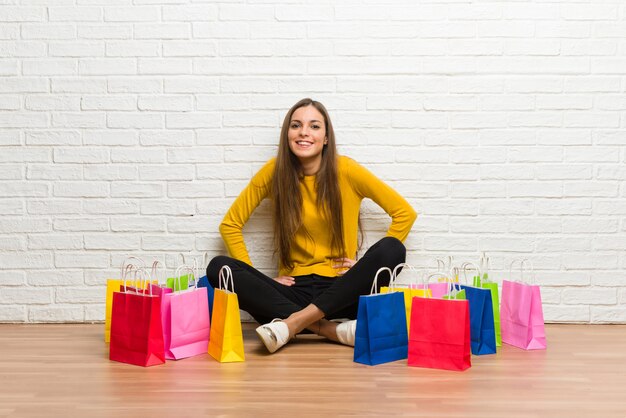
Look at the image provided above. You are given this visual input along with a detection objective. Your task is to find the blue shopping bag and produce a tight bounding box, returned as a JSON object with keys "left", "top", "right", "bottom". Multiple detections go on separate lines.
{"left": 459, "top": 284, "right": 496, "bottom": 355}
{"left": 354, "top": 267, "right": 408, "bottom": 366}
{"left": 196, "top": 274, "right": 215, "bottom": 318}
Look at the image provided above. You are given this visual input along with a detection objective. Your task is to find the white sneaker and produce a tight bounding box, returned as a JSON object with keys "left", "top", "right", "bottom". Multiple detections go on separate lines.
{"left": 335, "top": 320, "right": 357, "bottom": 347}
{"left": 255, "top": 319, "right": 291, "bottom": 353}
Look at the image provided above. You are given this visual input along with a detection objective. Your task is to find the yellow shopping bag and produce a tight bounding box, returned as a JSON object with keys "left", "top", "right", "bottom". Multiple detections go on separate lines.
{"left": 104, "top": 257, "right": 145, "bottom": 342}
{"left": 381, "top": 263, "right": 432, "bottom": 333}
{"left": 208, "top": 265, "right": 245, "bottom": 363}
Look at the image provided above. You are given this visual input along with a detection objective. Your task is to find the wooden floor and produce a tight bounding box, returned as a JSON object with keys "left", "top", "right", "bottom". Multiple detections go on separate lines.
{"left": 0, "top": 324, "right": 625, "bottom": 418}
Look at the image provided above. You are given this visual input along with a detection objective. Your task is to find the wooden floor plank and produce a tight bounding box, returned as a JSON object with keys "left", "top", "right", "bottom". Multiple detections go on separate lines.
{"left": 0, "top": 324, "right": 625, "bottom": 417}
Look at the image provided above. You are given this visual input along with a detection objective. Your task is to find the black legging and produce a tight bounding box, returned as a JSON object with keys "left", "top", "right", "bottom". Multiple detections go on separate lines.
{"left": 206, "top": 236, "right": 406, "bottom": 325}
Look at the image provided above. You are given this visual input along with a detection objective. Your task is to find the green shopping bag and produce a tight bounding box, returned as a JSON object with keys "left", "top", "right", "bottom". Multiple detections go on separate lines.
{"left": 166, "top": 273, "right": 194, "bottom": 291}
{"left": 469, "top": 255, "right": 501, "bottom": 347}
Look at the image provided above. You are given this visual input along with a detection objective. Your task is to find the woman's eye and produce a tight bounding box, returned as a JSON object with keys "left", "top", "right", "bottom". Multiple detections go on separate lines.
{"left": 290, "top": 123, "right": 300, "bottom": 129}
{"left": 311, "top": 124, "right": 320, "bottom": 129}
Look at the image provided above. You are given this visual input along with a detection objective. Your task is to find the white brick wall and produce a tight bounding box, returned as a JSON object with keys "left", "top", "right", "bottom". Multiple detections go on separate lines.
{"left": 1, "top": 0, "right": 625, "bottom": 324}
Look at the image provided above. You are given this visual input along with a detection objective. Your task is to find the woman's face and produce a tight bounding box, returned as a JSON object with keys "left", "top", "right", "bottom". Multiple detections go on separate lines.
{"left": 287, "top": 105, "right": 327, "bottom": 165}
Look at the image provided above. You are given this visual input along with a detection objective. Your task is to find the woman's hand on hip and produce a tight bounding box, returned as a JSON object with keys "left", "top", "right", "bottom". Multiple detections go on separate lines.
{"left": 332, "top": 258, "right": 357, "bottom": 275}
{"left": 273, "top": 276, "right": 295, "bottom": 286}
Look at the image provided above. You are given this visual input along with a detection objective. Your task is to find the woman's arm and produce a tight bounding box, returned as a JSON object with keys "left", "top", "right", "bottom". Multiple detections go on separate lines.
{"left": 219, "top": 159, "right": 274, "bottom": 266}
{"left": 345, "top": 157, "right": 417, "bottom": 242}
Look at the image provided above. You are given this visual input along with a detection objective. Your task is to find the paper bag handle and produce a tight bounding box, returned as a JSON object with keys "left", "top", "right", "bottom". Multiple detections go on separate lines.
{"left": 509, "top": 259, "right": 535, "bottom": 285}
{"left": 218, "top": 265, "right": 235, "bottom": 293}
{"left": 120, "top": 256, "right": 145, "bottom": 279}
{"left": 370, "top": 267, "right": 393, "bottom": 295}
{"left": 461, "top": 261, "right": 482, "bottom": 286}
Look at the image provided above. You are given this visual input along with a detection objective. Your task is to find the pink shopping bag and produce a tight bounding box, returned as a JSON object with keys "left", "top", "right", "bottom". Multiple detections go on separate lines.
{"left": 501, "top": 259, "right": 546, "bottom": 350}
{"left": 162, "top": 265, "right": 210, "bottom": 360}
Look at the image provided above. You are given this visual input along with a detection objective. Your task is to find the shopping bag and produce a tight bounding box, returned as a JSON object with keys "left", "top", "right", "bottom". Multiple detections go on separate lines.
{"left": 501, "top": 259, "right": 547, "bottom": 350}
{"left": 105, "top": 256, "right": 146, "bottom": 342}
{"left": 473, "top": 254, "right": 501, "bottom": 346}
{"left": 408, "top": 295, "right": 471, "bottom": 372}
{"left": 208, "top": 265, "right": 245, "bottom": 362}
{"left": 381, "top": 263, "right": 431, "bottom": 333}
{"left": 354, "top": 267, "right": 408, "bottom": 366}
{"left": 163, "top": 265, "right": 210, "bottom": 360}
{"left": 109, "top": 269, "right": 165, "bottom": 367}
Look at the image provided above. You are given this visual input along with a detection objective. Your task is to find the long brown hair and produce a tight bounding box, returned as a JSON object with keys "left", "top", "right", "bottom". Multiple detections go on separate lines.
{"left": 271, "top": 98, "right": 345, "bottom": 271}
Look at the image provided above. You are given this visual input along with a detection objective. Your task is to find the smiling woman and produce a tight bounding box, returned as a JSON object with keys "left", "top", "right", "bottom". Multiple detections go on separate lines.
{"left": 206, "top": 98, "right": 418, "bottom": 354}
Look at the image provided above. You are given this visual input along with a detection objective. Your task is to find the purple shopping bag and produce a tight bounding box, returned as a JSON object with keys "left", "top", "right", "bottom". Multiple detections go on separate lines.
{"left": 501, "top": 260, "right": 546, "bottom": 350}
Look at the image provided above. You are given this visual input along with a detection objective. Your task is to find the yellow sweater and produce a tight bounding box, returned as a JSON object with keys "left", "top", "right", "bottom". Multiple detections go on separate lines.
{"left": 219, "top": 156, "right": 417, "bottom": 278}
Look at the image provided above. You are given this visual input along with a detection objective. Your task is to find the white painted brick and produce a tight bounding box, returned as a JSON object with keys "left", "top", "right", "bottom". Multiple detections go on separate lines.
{"left": 0, "top": 306, "right": 26, "bottom": 322}
{"left": 509, "top": 112, "right": 563, "bottom": 128}
{"left": 163, "top": 41, "right": 216, "bottom": 57}
{"left": 0, "top": 40, "right": 46, "bottom": 57}
{"left": 51, "top": 78, "right": 106, "bottom": 93}
{"left": 451, "top": 183, "right": 507, "bottom": 198}
{"left": 1, "top": 288, "right": 52, "bottom": 304}
{"left": 27, "top": 199, "right": 82, "bottom": 215}
{"left": 479, "top": 95, "right": 534, "bottom": 111}
{"left": 391, "top": 112, "right": 447, "bottom": 129}
{"left": 197, "top": 95, "right": 249, "bottom": 111}
{"left": 110, "top": 217, "right": 165, "bottom": 232}
{"left": 22, "top": 24, "right": 75, "bottom": 40}
{"left": 423, "top": 131, "right": 477, "bottom": 147}
{"left": 166, "top": 113, "right": 220, "bottom": 129}
{"left": 539, "top": 287, "right": 561, "bottom": 305}
{"left": 167, "top": 217, "right": 218, "bottom": 233}
{"left": 447, "top": 4, "right": 501, "bottom": 20}
{"left": 52, "top": 112, "right": 105, "bottom": 129}
{"left": 563, "top": 253, "right": 619, "bottom": 270}
{"left": 477, "top": 21, "right": 534, "bottom": 38}
{"left": 167, "top": 181, "right": 223, "bottom": 198}
{"left": 141, "top": 235, "right": 196, "bottom": 251}
{"left": 593, "top": 236, "right": 626, "bottom": 251}
{"left": 110, "top": 148, "right": 164, "bottom": 163}
{"left": 536, "top": 21, "right": 590, "bottom": 38}
{"left": 107, "top": 112, "right": 164, "bottom": 129}
{"left": 78, "top": 24, "right": 131, "bottom": 40}
{"left": 590, "top": 307, "right": 626, "bottom": 324}
{"left": 538, "top": 271, "right": 590, "bottom": 287}
{"left": 139, "top": 131, "right": 193, "bottom": 147}
{"left": 479, "top": 199, "right": 534, "bottom": 216}
{"left": 139, "top": 165, "right": 194, "bottom": 181}
{"left": 509, "top": 147, "right": 563, "bottom": 163}
{"left": 164, "top": 77, "right": 218, "bottom": 93}
{"left": 162, "top": 5, "right": 217, "bottom": 21}
{"left": 536, "top": 95, "right": 592, "bottom": 110}
{"left": 54, "top": 217, "right": 109, "bottom": 231}
{"left": 564, "top": 76, "right": 620, "bottom": 93}
{"left": 79, "top": 59, "right": 136, "bottom": 75}
{"left": 138, "top": 58, "right": 191, "bottom": 75}
{"left": 27, "top": 164, "right": 82, "bottom": 181}
{"left": 135, "top": 23, "right": 190, "bottom": 39}
{"left": 0, "top": 131, "right": 21, "bottom": 146}
{"left": 450, "top": 113, "right": 508, "bottom": 129}
{"left": 0, "top": 164, "right": 22, "bottom": 180}
{"left": 223, "top": 111, "right": 277, "bottom": 128}
{"left": 81, "top": 95, "right": 136, "bottom": 111}
{"left": 480, "top": 130, "right": 535, "bottom": 146}
{"left": 84, "top": 234, "right": 140, "bottom": 250}
{"left": 420, "top": 165, "right": 478, "bottom": 181}
{"left": 451, "top": 148, "right": 507, "bottom": 164}
{"left": 0, "top": 251, "right": 53, "bottom": 269}
{"left": 105, "top": 41, "right": 158, "bottom": 57}
{"left": 506, "top": 77, "right": 562, "bottom": 93}
{"left": 480, "top": 165, "right": 534, "bottom": 180}
{"left": 55, "top": 252, "right": 110, "bottom": 268}
{"left": 561, "top": 40, "right": 617, "bottom": 56}
{"left": 84, "top": 304, "right": 104, "bottom": 322}
{"left": 536, "top": 237, "right": 591, "bottom": 253}
{"left": 167, "top": 147, "right": 222, "bottom": 164}
{"left": 49, "top": 41, "right": 104, "bottom": 57}
{"left": 53, "top": 147, "right": 109, "bottom": 163}
{"left": 450, "top": 218, "right": 508, "bottom": 234}
{"left": 53, "top": 182, "right": 109, "bottom": 198}
{"left": 195, "top": 22, "right": 250, "bottom": 39}
{"left": 0, "top": 182, "right": 48, "bottom": 197}
{"left": 564, "top": 112, "right": 620, "bottom": 128}
{"left": 536, "top": 130, "right": 591, "bottom": 146}
{"left": 29, "top": 306, "right": 84, "bottom": 323}
{"left": 0, "top": 199, "right": 24, "bottom": 215}
{"left": 141, "top": 200, "right": 195, "bottom": 216}
{"left": 83, "top": 130, "right": 137, "bottom": 146}
{"left": 505, "top": 40, "right": 560, "bottom": 56}
{"left": 84, "top": 165, "right": 137, "bottom": 181}
{"left": 594, "top": 200, "right": 626, "bottom": 215}
{"left": 509, "top": 218, "right": 561, "bottom": 233}
{"left": 104, "top": 7, "right": 159, "bottom": 22}
{"left": 220, "top": 5, "right": 273, "bottom": 21}
{"left": 508, "top": 182, "right": 563, "bottom": 198}
{"left": 138, "top": 95, "right": 192, "bottom": 111}
{"left": 536, "top": 199, "right": 592, "bottom": 216}
{"left": 424, "top": 235, "right": 477, "bottom": 252}
{"left": 563, "top": 287, "right": 616, "bottom": 306}
{"left": 0, "top": 60, "right": 18, "bottom": 76}
{"left": 28, "top": 234, "right": 83, "bottom": 250}
{"left": 55, "top": 287, "right": 104, "bottom": 304}
{"left": 594, "top": 23, "right": 626, "bottom": 38}
{"left": 563, "top": 181, "right": 618, "bottom": 198}
{"left": 420, "top": 22, "right": 476, "bottom": 38}
{"left": 111, "top": 182, "right": 162, "bottom": 198}
{"left": 25, "top": 95, "right": 80, "bottom": 111}
{"left": 597, "top": 165, "right": 626, "bottom": 180}
{"left": 450, "top": 77, "right": 503, "bottom": 94}
{"left": 109, "top": 77, "right": 161, "bottom": 93}
{"left": 49, "top": 7, "right": 102, "bottom": 22}
{"left": 479, "top": 236, "right": 534, "bottom": 253}
{"left": 563, "top": 218, "right": 619, "bottom": 234}
{"left": 562, "top": 4, "right": 619, "bottom": 21}
{"left": 543, "top": 305, "right": 589, "bottom": 323}
{"left": 0, "top": 236, "right": 25, "bottom": 251}
{"left": 0, "top": 7, "right": 45, "bottom": 22}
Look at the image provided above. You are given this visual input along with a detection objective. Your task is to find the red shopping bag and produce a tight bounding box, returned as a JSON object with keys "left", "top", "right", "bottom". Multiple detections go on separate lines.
{"left": 109, "top": 269, "right": 165, "bottom": 367}
{"left": 501, "top": 259, "right": 546, "bottom": 350}
{"left": 408, "top": 295, "right": 471, "bottom": 372}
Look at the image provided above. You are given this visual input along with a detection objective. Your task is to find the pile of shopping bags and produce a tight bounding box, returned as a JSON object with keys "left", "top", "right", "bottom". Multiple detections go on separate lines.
{"left": 105, "top": 256, "right": 245, "bottom": 367}
{"left": 354, "top": 255, "right": 546, "bottom": 372}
